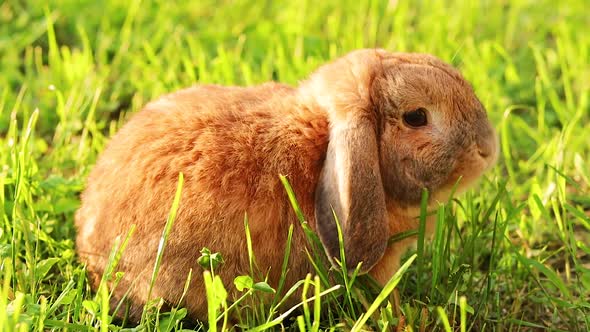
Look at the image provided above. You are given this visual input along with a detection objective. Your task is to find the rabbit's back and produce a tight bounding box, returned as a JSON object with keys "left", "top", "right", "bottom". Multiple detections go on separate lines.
{"left": 75, "top": 82, "right": 330, "bottom": 321}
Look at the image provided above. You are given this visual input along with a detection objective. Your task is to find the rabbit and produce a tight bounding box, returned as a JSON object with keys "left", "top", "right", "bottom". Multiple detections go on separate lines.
{"left": 75, "top": 48, "right": 498, "bottom": 322}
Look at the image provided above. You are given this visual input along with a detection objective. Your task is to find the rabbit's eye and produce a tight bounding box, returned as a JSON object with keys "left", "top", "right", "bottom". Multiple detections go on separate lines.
{"left": 403, "top": 108, "right": 428, "bottom": 127}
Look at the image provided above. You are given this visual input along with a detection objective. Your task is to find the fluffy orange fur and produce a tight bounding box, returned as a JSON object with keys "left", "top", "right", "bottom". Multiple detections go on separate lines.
{"left": 75, "top": 49, "right": 497, "bottom": 322}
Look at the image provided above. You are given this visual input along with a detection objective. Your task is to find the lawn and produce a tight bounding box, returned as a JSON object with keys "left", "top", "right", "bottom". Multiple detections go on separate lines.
{"left": 1, "top": 0, "right": 589, "bottom": 330}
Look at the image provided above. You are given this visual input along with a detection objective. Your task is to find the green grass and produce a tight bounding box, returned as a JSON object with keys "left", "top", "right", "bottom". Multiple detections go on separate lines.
{"left": 1, "top": 0, "right": 589, "bottom": 330}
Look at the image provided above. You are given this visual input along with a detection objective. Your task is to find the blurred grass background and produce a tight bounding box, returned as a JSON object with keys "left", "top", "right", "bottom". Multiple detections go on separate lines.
{"left": 1, "top": 0, "right": 589, "bottom": 330}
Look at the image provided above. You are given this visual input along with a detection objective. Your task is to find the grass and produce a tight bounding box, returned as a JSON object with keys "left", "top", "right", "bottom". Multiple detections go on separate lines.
{"left": 1, "top": 0, "right": 589, "bottom": 330}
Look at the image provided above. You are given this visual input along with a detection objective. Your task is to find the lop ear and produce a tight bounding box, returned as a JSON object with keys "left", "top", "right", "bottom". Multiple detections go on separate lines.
{"left": 315, "top": 114, "right": 389, "bottom": 273}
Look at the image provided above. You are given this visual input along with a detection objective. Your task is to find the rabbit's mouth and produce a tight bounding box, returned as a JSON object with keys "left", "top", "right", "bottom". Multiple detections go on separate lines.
{"left": 433, "top": 144, "right": 497, "bottom": 203}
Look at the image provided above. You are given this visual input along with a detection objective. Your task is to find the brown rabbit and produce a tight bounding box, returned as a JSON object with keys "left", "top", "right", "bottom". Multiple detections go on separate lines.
{"left": 75, "top": 49, "right": 497, "bottom": 322}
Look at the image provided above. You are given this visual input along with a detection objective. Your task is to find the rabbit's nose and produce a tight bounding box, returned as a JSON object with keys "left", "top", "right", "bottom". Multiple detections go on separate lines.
{"left": 477, "top": 145, "right": 491, "bottom": 158}
{"left": 476, "top": 124, "right": 498, "bottom": 163}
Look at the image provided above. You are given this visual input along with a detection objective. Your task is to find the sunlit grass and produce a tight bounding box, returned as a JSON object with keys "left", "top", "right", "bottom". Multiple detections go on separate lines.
{"left": 1, "top": 0, "right": 589, "bottom": 330}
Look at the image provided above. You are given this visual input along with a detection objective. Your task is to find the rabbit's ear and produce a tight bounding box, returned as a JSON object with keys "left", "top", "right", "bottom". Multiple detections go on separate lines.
{"left": 315, "top": 115, "right": 389, "bottom": 273}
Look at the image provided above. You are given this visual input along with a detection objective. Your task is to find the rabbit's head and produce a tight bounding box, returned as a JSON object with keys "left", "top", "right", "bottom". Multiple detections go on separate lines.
{"left": 302, "top": 49, "right": 498, "bottom": 273}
